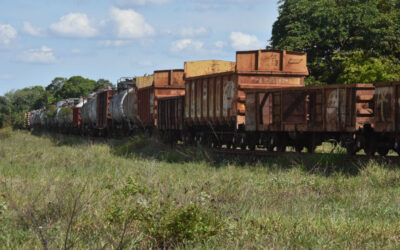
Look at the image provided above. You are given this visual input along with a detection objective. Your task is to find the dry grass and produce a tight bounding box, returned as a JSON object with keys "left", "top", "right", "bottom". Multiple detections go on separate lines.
{"left": 1, "top": 129, "right": 400, "bottom": 249}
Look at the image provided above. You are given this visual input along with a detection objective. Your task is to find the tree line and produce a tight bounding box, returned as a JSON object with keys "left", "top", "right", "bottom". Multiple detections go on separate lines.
{"left": 0, "top": 76, "right": 113, "bottom": 129}
{"left": 271, "top": 0, "right": 400, "bottom": 84}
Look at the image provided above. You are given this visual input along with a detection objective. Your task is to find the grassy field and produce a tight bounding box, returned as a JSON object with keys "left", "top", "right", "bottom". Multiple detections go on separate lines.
{"left": 1, "top": 128, "right": 400, "bottom": 249}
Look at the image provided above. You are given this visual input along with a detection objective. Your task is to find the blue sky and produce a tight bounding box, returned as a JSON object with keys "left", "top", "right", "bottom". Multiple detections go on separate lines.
{"left": 0, "top": 0, "right": 279, "bottom": 95}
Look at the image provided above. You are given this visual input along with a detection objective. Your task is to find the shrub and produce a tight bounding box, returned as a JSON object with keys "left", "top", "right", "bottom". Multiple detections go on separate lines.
{"left": 105, "top": 177, "right": 222, "bottom": 248}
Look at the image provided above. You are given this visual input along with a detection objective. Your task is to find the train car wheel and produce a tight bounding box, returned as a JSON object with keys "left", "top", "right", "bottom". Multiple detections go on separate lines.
{"left": 377, "top": 147, "right": 389, "bottom": 157}
{"left": 295, "top": 144, "right": 303, "bottom": 153}
{"left": 265, "top": 135, "right": 275, "bottom": 152}
{"left": 306, "top": 145, "right": 316, "bottom": 154}
{"left": 364, "top": 144, "right": 376, "bottom": 156}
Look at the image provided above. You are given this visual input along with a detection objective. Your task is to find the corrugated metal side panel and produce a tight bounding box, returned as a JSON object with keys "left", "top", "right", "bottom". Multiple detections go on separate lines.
{"left": 154, "top": 70, "right": 184, "bottom": 87}
{"left": 137, "top": 87, "right": 154, "bottom": 127}
{"left": 374, "top": 83, "right": 395, "bottom": 132}
{"left": 154, "top": 88, "right": 185, "bottom": 127}
{"left": 282, "top": 92, "right": 307, "bottom": 124}
{"left": 245, "top": 93, "right": 257, "bottom": 131}
{"left": 184, "top": 73, "right": 238, "bottom": 126}
{"left": 323, "top": 85, "right": 373, "bottom": 132}
{"left": 158, "top": 97, "right": 184, "bottom": 131}
{"left": 184, "top": 60, "right": 235, "bottom": 79}
{"left": 185, "top": 83, "right": 190, "bottom": 119}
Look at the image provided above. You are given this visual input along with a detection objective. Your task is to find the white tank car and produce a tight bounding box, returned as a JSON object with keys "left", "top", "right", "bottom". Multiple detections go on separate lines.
{"left": 81, "top": 94, "right": 97, "bottom": 126}
{"left": 109, "top": 88, "right": 138, "bottom": 124}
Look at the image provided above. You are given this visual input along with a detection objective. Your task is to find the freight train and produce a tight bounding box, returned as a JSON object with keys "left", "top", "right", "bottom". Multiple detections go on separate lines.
{"left": 26, "top": 49, "right": 400, "bottom": 156}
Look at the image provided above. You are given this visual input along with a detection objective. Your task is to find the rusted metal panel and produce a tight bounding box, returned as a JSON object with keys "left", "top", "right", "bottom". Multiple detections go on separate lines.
{"left": 245, "top": 83, "right": 374, "bottom": 133}
{"left": 154, "top": 69, "right": 184, "bottom": 87}
{"left": 236, "top": 50, "right": 308, "bottom": 75}
{"left": 73, "top": 107, "right": 82, "bottom": 128}
{"left": 157, "top": 96, "right": 184, "bottom": 131}
{"left": 136, "top": 70, "right": 185, "bottom": 128}
{"left": 185, "top": 83, "right": 190, "bottom": 120}
{"left": 137, "top": 87, "right": 153, "bottom": 127}
{"left": 374, "top": 82, "right": 400, "bottom": 132}
{"left": 282, "top": 92, "right": 307, "bottom": 124}
{"left": 245, "top": 92, "right": 257, "bottom": 131}
{"left": 184, "top": 60, "right": 235, "bottom": 79}
{"left": 196, "top": 79, "right": 202, "bottom": 121}
{"left": 96, "top": 90, "right": 117, "bottom": 129}
{"left": 202, "top": 79, "right": 208, "bottom": 120}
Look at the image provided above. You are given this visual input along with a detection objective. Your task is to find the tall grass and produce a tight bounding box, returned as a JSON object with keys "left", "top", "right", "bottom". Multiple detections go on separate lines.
{"left": 1, "top": 129, "right": 400, "bottom": 248}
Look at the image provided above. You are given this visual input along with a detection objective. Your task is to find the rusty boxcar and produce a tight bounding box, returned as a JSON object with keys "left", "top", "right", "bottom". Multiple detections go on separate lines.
{"left": 245, "top": 83, "right": 375, "bottom": 154}
{"left": 136, "top": 70, "right": 185, "bottom": 130}
{"left": 184, "top": 50, "right": 309, "bottom": 147}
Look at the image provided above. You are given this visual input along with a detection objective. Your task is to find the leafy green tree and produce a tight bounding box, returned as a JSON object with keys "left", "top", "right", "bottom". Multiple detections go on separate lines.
{"left": 96, "top": 79, "right": 115, "bottom": 90}
{"left": 52, "top": 76, "right": 95, "bottom": 101}
{"left": 49, "top": 76, "right": 114, "bottom": 102}
{"left": 5, "top": 86, "right": 46, "bottom": 114}
{"left": 271, "top": 0, "right": 400, "bottom": 83}
{"left": 0, "top": 96, "right": 10, "bottom": 128}
{"left": 335, "top": 50, "right": 400, "bottom": 84}
{"left": 46, "top": 77, "right": 67, "bottom": 94}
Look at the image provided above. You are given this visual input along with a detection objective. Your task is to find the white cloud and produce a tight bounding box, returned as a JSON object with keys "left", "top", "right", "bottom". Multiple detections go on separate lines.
{"left": 178, "top": 27, "right": 207, "bottom": 38}
{"left": 215, "top": 41, "right": 226, "bottom": 48}
{"left": 110, "top": 8, "right": 154, "bottom": 39}
{"left": 50, "top": 13, "right": 97, "bottom": 38}
{"left": 116, "top": 0, "right": 170, "bottom": 6}
{"left": 171, "top": 39, "right": 203, "bottom": 52}
{"left": 230, "top": 32, "right": 264, "bottom": 50}
{"left": 18, "top": 46, "right": 56, "bottom": 64}
{"left": 98, "top": 40, "right": 131, "bottom": 47}
{"left": 23, "top": 22, "right": 43, "bottom": 37}
{"left": 0, "top": 24, "right": 17, "bottom": 46}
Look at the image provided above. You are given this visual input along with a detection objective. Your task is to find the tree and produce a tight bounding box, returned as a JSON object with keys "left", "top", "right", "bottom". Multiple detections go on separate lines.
{"left": 5, "top": 86, "right": 46, "bottom": 114}
{"left": 0, "top": 96, "right": 10, "bottom": 128}
{"left": 271, "top": 0, "right": 400, "bottom": 84}
{"left": 96, "top": 79, "right": 115, "bottom": 90}
{"left": 334, "top": 50, "right": 400, "bottom": 84}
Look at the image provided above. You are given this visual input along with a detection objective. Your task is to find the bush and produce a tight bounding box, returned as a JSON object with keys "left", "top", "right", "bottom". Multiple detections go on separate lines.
{"left": 105, "top": 177, "right": 222, "bottom": 248}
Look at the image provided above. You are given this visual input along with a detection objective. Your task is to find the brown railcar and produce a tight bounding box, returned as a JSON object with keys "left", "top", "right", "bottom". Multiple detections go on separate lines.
{"left": 184, "top": 50, "right": 309, "bottom": 129}
{"left": 245, "top": 83, "right": 375, "bottom": 153}
{"left": 182, "top": 50, "right": 309, "bottom": 147}
{"left": 136, "top": 70, "right": 185, "bottom": 129}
